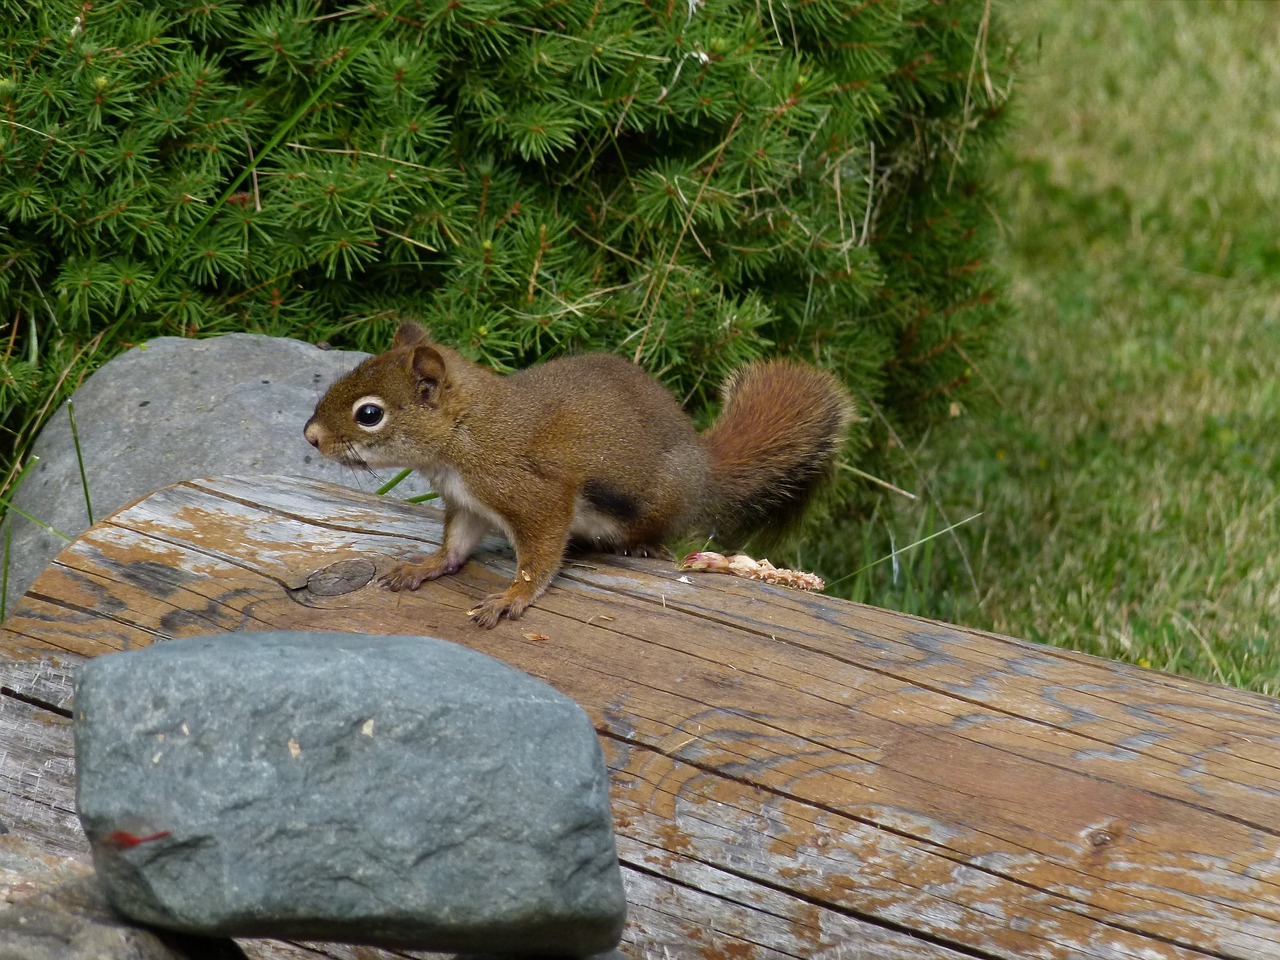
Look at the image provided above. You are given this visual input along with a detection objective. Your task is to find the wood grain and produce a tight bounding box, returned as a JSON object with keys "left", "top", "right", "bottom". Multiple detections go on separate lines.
{"left": 3, "top": 474, "right": 1279, "bottom": 959}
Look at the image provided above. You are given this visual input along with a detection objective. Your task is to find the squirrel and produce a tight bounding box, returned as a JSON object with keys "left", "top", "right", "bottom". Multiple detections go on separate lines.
{"left": 304, "top": 322, "right": 853, "bottom": 628}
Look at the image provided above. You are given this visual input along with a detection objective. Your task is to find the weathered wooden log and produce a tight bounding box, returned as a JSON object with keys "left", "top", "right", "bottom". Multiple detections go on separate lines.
{"left": 2, "top": 475, "right": 1279, "bottom": 960}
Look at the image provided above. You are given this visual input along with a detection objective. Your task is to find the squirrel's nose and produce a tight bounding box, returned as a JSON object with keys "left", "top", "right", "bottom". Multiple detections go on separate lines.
{"left": 303, "top": 418, "right": 323, "bottom": 448}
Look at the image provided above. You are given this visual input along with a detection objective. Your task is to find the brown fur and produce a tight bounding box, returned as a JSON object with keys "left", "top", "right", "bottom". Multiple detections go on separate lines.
{"left": 304, "top": 322, "right": 853, "bottom": 627}
{"left": 701, "top": 359, "right": 853, "bottom": 543}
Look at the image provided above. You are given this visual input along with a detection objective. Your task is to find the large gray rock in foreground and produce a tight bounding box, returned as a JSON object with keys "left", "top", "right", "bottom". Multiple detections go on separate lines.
{"left": 2, "top": 333, "right": 430, "bottom": 612}
{"left": 75, "top": 631, "right": 626, "bottom": 955}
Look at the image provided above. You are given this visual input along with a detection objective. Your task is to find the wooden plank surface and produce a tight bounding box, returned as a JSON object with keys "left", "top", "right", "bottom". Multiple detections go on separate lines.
{"left": 3, "top": 474, "right": 1279, "bottom": 960}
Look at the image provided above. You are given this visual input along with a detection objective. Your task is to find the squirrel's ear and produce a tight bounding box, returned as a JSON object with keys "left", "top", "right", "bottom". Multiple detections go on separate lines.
{"left": 408, "top": 344, "right": 447, "bottom": 404}
{"left": 392, "top": 321, "right": 429, "bottom": 350}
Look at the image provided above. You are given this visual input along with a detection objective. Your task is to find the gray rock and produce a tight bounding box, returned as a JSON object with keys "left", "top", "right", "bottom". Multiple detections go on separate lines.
{"left": 2, "top": 333, "right": 429, "bottom": 611}
{"left": 75, "top": 631, "right": 627, "bottom": 955}
{"left": 0, "top": 834, "right": 245, "bottom": 960}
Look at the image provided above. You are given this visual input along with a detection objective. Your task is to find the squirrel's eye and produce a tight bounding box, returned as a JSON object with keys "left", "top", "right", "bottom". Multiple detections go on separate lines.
{"left": 354, "top": 403, "right": 384, "bottom": 427}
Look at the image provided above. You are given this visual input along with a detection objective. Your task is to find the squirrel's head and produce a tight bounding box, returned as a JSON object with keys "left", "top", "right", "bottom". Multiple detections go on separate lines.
{"left": 304, "top": 321, "right": 457, "bottom": 469}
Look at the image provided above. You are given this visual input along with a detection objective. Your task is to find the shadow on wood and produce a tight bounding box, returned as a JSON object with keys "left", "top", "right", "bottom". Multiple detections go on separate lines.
{"left": 3, "top": 475, "right": 1279, "bottom": 959}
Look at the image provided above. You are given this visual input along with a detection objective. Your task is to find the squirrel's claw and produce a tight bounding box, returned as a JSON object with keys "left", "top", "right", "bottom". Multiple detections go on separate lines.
{"left": 613, "top": 543, "right": 674, "bottom": 560}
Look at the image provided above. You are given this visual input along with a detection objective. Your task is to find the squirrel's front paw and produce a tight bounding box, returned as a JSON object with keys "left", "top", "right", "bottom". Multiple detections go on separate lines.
{"left": 382, "top": 557, "right": 450, "bottom": 592}
{"left": 468, "top": 590, "right": 530, "bottom": 628}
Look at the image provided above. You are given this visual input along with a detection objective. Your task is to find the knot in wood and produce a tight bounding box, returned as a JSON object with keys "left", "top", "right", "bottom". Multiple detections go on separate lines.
{"left": 304, "top": 559, "right": 377, "bottom": 596}
{"left": 1088, "top": 829, "right": 1114, "bottom": 849}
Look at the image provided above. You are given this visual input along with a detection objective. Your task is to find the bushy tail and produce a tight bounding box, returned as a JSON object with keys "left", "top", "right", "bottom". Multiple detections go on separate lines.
{"left": 699, "top": 359, "right": 854, "bottom": 545}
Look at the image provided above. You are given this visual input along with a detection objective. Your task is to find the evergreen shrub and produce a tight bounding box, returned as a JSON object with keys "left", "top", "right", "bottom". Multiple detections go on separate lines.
{"left": 1, "top": 0, "right": 1012, "bottom": 556}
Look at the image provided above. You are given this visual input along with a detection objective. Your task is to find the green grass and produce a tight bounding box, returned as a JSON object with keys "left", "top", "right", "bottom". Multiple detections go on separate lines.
{"left": 851, "top": 0, "right": 1280, "bottom": 695}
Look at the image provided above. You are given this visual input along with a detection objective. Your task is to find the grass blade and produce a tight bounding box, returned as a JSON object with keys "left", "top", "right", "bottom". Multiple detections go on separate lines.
{"left": 829, "top": 512, "right": 983, "bottom": 588}
{"left": 376, "top": 469, "right": 413, "bottom": 496}
{"left": 67, "top": 400, "right": 93, "bottom": 526}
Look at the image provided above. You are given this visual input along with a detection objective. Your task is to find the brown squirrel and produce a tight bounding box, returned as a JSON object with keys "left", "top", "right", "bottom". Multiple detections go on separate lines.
{"left": 304, "top": 322, "right": 853, "bottom": 627}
